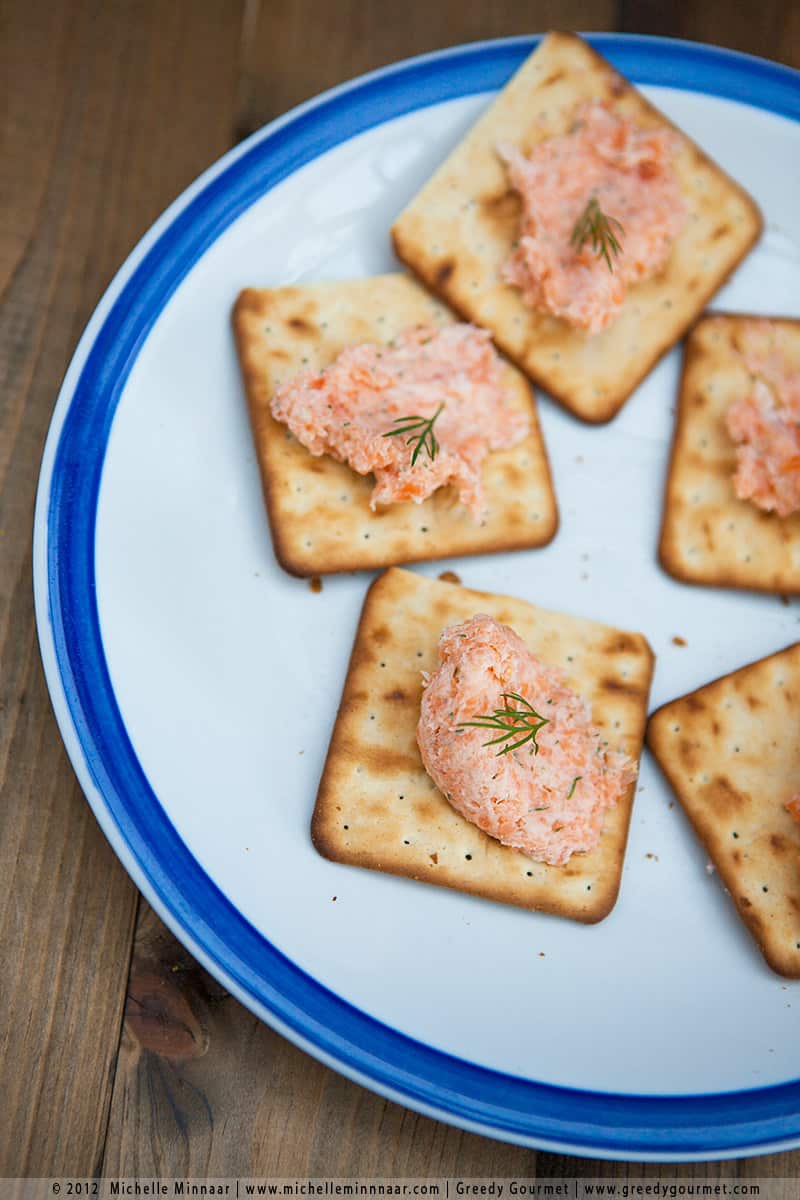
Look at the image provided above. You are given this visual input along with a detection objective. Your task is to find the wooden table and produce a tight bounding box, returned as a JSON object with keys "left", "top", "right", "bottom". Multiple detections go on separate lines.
{"left": 2, "top": 0, "right": 798, "bottom": 1179}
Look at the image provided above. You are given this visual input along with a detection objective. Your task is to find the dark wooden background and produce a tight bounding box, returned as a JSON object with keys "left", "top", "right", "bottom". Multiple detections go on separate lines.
{"left": 2, "top": 0, "right": 798, "bottom": 1178}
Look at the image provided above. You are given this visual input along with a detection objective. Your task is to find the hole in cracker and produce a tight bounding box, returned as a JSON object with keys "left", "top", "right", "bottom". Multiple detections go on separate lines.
{"left": 732, "top": 831, "right": 739, "bottom": 839}
{"left": 526, "top": 871, "right": 533, "bottom": 877}
{"left": 343, "top": 824, "right": 349, "bottom": 830}
{"left": 465, "top": 853, "right": 472, "bottom": 861}
{"left": 763, "top": 885, "right": 769, "bottom": 893}
{"left": 586, "top": 884, "right": 592, "bottom": 891}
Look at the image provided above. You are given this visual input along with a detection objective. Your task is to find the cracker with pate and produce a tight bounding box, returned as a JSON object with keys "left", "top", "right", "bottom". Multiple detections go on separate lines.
{"left": 233, "top": 274, "right": 557, "bottom": 576}
{"left": 391, "top": 31, "right": 762, "bottom": 424}
{"left": 312, "top": 567, "right": 654, "bottom": 923}
{"left": 659, "top": 314, "right": 800, "bottom": 594}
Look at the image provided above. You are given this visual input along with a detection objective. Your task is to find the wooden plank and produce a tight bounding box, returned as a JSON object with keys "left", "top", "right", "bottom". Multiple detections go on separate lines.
{"left": 0, "top": 0, "right": 243, "bottom": 1175}
{"left": 237, "top": 0, "right": 617, "bottom": 137}
{"left": 102, "top": 902, "right": 547, "bottom": 1175}
{"left": 620, "top": 0, "right": 799, "bottom": 69}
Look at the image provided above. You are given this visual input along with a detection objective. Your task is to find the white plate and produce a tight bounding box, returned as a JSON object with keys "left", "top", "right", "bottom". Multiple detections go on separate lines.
{"left": 33, "top": 35, "right": 800, "bottom": 1160}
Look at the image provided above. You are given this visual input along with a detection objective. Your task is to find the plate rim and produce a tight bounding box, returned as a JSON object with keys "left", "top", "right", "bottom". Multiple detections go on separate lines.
{"left": 32, "top": 32, "right": 800, "bottom": 1162}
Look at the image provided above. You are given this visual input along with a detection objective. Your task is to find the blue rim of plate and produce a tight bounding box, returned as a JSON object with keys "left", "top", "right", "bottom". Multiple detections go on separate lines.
{"left": 35, "top": 34, "right": 800, "bottom": 1161}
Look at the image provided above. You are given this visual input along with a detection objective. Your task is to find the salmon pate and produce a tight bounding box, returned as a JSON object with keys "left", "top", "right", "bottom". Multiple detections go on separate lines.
{"left": 270, "top": 323, "right": 530, "bottom": 518}
{"left": 498, "top": 100, "right": 686, "bottom": 334}
{"left": 417, "top": 614, "right": 637, "bottom": 866}
{"left": 726, "top": 320, "right": 800, "bottom": 518}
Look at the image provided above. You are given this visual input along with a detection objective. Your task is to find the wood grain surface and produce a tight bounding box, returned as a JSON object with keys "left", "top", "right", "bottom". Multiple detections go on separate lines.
{"left": 2, "top": 0, "right": 798, "bottom": 1180}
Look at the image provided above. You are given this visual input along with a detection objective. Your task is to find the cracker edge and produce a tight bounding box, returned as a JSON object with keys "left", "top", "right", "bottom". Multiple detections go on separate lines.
{"left": 657, "top": 311, "right": 800, "bottom": 597}
{"left": 646, "top": 642, "right": 800, "bottom": 979}
{"left": 231, "top": 290, "right": 560, "bottom": 578}
{"left": 312, "top": 568, "right": 655, "bottom": 922}
{"left": 391, "top": 31, "right": 764, "bottom": 425}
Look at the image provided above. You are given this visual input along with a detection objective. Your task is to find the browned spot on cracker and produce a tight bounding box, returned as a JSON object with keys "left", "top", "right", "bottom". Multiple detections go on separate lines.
{"left": 710, "top": 223, "right": 731, "bottom": 242}
{"left": 480, "top": 189, "right": 520, "bottom": 229}
{"left": 354, "top": 743, "right": 421, "bottom": 775}
{"left": 710, "top": 774, "right": 747, "bottom": 815}
{"left": 384, "top": 688, "right": 407, "bottom": 702}
{"left": 684, "top": 694, "right": 705, "bottom": 713}
{"left": 678, "top": 738, "right": 700, "bottom": 770}
{"left": 600, "top": 677, "right": 642, "bottom": 699}
{"left": 542, "top": 69, "right": 565, "bottom": 86}
{"left": 436, "top": 260, "right": 454, "bottom": 286}
{"left": 770, "top": 833, "right": 788, "bottom": 854}
{"left": 602, "top": 632, "right": 639, "bottom": 655}
{"left": 289, "top": 316, "right": 314, "bottom": 334}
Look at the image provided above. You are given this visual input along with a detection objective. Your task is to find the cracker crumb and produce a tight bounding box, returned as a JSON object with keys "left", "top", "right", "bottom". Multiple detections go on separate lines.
{"left": 672, "top": 635, "right": 687, "bottom": 646}
{"left": 705, "top": 861, "right": 715, "bottom": 874}
{"left": 538, "top": 952, "right": 546, "bottom": 957}
{"left": 309, "top": 576, "right": 323, "bottom": 593}
{"left": 780, "top": 595, "right": 791, "bottom": 606}
{"left": 438, "top": 570, "right": 462, "bottom": 585}
{"left": 645, "top": 852, "right": 659, "bottom": 861}
{"left": 332, "top": 896, "right": 337, "bottom": 902}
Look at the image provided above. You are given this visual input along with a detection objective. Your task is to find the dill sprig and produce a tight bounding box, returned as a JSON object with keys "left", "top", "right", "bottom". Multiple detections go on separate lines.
{"left": 567, "top": 775, "right": 582, "bottom": 799}
{"left": 570, "top": 195, "right": 624, "bottom": 271}
{"left": 457, "top": 692, "right": 550, "bottom": 757}
{"left": 382, "top": 403, "right": 444, "bottom": 466}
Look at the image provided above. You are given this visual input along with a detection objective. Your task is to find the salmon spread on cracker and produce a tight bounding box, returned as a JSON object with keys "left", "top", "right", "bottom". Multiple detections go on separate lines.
{"left": 416, "top": 614, "right": 636, "bottom": 866}
{"left": 726, "top": 320, "right": 800, "bottom": 518}
{"left": 498, "top": 101, "right": 685, "bottom": 334}
{"left": 270, "top": 323, "right": 529, "bottom": 518}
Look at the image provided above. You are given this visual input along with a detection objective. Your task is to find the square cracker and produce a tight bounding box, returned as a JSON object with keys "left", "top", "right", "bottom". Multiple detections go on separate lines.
{"left": 659, "top": 314, "right": 800, "bottom": 594}
{"left": 647, "top": 644, "right": 800, "bottom": 978}
{"left": 312, "top": 566, "right": 654, "bottom": 922}
{"left": 391, "top": 31, "right": 762, "bottom": 424}
{"left": 233, "top": 274, "right": 557, "bottom": 576}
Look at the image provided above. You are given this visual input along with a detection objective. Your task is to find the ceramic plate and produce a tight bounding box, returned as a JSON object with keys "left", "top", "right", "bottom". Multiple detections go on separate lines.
{"left": 33, "top": 35, "right": 800, "bottom": 1161}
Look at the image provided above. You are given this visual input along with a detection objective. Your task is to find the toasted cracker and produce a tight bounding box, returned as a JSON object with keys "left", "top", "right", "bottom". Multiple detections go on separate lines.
{"left": 233, "top": 274, "right": 557, "bottom": 576}
{"left": 647, "top": 644, "right": 800, "bottom": 977}
{"left": 391, "top": 32, "right": 762, "bottom": 424}
{"left": 659, "top": 314, "right": 800, "bottom": 594}
{"left": 313, "top": 566, "right": 654, "bottom": 922}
